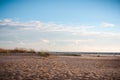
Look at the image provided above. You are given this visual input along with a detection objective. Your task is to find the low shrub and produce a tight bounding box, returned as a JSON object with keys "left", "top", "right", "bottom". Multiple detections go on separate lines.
{"left": 63, "top": 54, "right": 81, "bottom": 56}
{"left": 37, "top": 51, "right": 50, "bottom": 57}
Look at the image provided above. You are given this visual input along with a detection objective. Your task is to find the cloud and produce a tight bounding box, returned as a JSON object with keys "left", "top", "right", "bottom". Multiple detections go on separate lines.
{"left": 0, "top": 19, "right": 120, "bottom": 38}
{"left": 0, "top": 19, "right": 120, "bottom": 52}
{"left": 102, "top": 22, "right": 115, "bottom": 27}
{"left": 0, "top": 19, "right": 120, "bottom": 39}
{"left": 0, "top": 19, "right": 21, "bottom": 26}
{"left": 0, "top": 19, "right": 94, "bottom": 32}
{"left": 0, "top": 19, "right": 12, "bottom": 25}
{"left": 0, "top": 19, "right": 42, "bottom": 28}
{"left": 52, "top": 39, "right": 94, "bottom": 46}
{"left": 19, "top": 41, "right": 26, "bottom": 45}
{"left": 40, "top": 39, "right": 50, "bottom": 43}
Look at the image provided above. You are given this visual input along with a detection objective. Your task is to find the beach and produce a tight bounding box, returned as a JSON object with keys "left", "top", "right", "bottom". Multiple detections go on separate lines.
{"left": 0, "top": 54, "right": 120, "bottom": 80}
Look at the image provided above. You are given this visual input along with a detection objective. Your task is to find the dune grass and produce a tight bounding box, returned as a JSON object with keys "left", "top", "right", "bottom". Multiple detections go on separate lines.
{"left": 0, "top": 48, "right": 50, "bottom": 57}
{"left": 0, "top": 48, "right": 36, "bottom": 53}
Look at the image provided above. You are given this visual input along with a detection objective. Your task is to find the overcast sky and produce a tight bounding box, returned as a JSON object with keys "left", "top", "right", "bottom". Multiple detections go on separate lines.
{"left": 0, "top": 0, "right": 120, "bottom": 52}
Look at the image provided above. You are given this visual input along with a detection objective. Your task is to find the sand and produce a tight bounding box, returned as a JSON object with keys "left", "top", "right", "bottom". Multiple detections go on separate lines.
{"left": 0, "top": 54, "right": 120, "bottom": 80}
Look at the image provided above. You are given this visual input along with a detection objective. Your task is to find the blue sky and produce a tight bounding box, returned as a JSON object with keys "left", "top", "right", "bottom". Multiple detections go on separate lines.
{"left": 0, "top": 0, "right": 120, "bottom": 52}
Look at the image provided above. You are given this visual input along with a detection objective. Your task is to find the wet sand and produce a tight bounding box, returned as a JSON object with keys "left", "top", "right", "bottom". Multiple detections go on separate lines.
{"left": 0, "top": 54, "right": 120, "bottom": 80}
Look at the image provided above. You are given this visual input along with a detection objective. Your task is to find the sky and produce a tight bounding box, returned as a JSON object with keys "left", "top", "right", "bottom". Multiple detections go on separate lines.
{"left": 0, "top": 0, "right": 120, "bottom": 52}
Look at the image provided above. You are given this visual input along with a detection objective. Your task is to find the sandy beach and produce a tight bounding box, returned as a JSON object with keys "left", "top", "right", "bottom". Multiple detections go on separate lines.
{"left": 0, "top": 54, "right": 120, "bottom": 80}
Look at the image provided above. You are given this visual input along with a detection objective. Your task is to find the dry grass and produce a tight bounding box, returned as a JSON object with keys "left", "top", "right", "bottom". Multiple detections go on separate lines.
{"left": 0, "top": 48, "right": 36, "bottom": 53}
{"left": 0, "top": 48, "right": 50, "bottom": 57}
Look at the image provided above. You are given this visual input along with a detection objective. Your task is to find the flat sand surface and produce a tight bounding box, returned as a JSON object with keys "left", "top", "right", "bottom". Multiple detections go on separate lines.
{"left": 0, "top": 55, "right": 120, "bottom": 80}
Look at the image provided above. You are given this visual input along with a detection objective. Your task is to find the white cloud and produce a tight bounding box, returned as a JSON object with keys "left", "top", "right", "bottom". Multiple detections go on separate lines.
{"left": 41, "top": 39, "right": 50, "bottom": 43}
{"left": 2, "top": 19, "right": 12, "bottom": 23}
{"left": 0, "top": 19, "right": 94, "bottom": 32}
{"left": 53, "top": 39, "right": 94, "bottom": 46}
{"left": 0, "top": 19, "right": 42, "bottom": 28}
{"left": 0, "top": 19, "right": 120, "bottom": 52}
{"left": 0, "top": 19, "right": 119, "bottom": 38}
{"left": 19, "top": 41, "right": 26, "bottom": 45}
{"left": 102, "top": 22, "right": 115, "bottom": 27}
